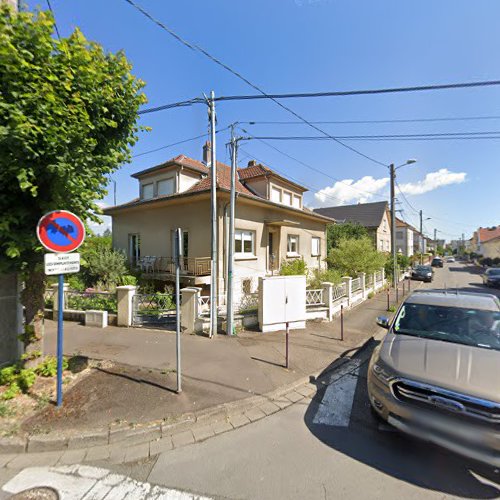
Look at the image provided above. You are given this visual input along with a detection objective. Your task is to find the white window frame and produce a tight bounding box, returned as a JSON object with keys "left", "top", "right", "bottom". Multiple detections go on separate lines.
{"left": 311, "top": 237, "right": 320, "bottom": 257}
{"left": 287, "top": 234, "right": 300, "bottom": 257}
{"left": 235, "top": 229, "right": 256, "bottom": 259}
{"left": 283, "top": 191, "right": 292, "bottom": 206}
{"left": 157, "top": 177, "right": 175, "bottom": 197}
{"left": 271, "top": 187, "right": 282, "bottom": 203}
{"left": 142, "top": 183, "right": 154, "bottom": 200}
{"left": 292, "top": 195, "right": 301, "bottom": 208}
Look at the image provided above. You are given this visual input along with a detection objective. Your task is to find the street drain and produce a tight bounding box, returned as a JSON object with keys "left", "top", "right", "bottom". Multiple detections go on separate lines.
{"left": 9, "top": 487, "right": 59, "bottom": 500}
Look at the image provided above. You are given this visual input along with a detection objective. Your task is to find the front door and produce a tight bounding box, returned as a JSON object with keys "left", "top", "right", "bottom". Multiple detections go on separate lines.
{"left": 268, "top": 231, "right": 276, "bottom": 273}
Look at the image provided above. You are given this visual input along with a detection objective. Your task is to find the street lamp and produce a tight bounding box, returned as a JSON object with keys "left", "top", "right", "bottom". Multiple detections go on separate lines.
{"left": 390, "top": 159, "right": 417, "bottom": 287}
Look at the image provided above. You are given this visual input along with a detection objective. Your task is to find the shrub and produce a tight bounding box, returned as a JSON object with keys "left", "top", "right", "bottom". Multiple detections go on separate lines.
{"left": 17, "top": 369, "right": 36, "bottom": 392}
{"left": 81, "top": 247, "right": 128, "bottom": 290}
{"left": 66, "top": 293, "right": 117, "bottom": 313}
{"left": 480, "top": 257, "right": 493, "bottom": 267}
{"left": 67, "top": 274, "right": 86, "bottom": 292}
{"left": 280, "top": 258, "right": 307, "bottom": 276}
{"left": 1, "top": 383, "right": 20, "bottom": 400}
{"left": 35, "top": 357, "right": 68, "bottom": 377}
{"left": 308, "top": 268, "right": 342, "bottom": 288}
{"left": 0, "top": 366, "right": 17, "bottom": 386}
{"left": 368, "top": 291, "right": 375, "bottom": 299}
{"left": 327, "top": 237, "right": 386, "bottom": 276}
{"left": 120, "top": 274, "right": 137, "bottom": 286}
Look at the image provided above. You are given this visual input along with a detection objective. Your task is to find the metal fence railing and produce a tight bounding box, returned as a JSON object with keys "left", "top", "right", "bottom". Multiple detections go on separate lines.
{"left": 351, "top": 277, "right": 361, "bottom": 293}
{"left": 332, "top": 282, "right": 346, "bottom": 302}
{"left": 365, "top": 274, "right": 374, "bottom": 287}
{"left": 375, "top": 270, "right": 383, "bottom": 283}
{"left": 306, "top": 289, "right": 324, "bottom": 306}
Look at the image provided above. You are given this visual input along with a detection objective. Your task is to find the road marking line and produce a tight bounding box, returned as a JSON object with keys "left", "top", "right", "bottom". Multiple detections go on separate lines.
{"left": 313, "top": 362, "right": 360, "bottom": 427}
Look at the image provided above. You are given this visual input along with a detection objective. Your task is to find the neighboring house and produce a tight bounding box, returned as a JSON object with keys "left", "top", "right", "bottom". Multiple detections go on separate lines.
{"left": 481, "top": 236, "right": 500, "bottom": 259}
{"left": 413, "top": 230, "right": 427, "bottom": 255}
{"left": 104, "top": 143, "right": 332, "bottom": 304}
{"left": 313, "top": 201, "right": 391, "bottom": 252}
{"left": 395, "top": 219, "right": 414, "bottom": 257}
{"left": 471, "top": 226, "right": 500, "bottom": 257}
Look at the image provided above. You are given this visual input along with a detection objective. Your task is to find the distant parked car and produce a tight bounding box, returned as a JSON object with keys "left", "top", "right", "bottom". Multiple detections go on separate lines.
{"left": 446, "top": 257, "right": 455, "bottom": 263}
{"left": 411, "top": 265, "right": 433, "bottom": 282}
{"left": 482, "top": 268, "right": 500, "bottom": 288}
{"left": 431, "top": 257, "right": 443, "bottom": 268}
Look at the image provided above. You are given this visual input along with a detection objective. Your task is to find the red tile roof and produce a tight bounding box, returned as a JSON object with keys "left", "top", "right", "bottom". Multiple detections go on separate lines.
{"left": 238, "top": 162, "right": 307, "bottom": 192}
{"left": 479, "top": 226, "right": 500, "bottom": 243}
{"left": 185, "top": 162, "right": 255, "bottom": 196}
{"left": 132, "top": 154, "right": 209, "bottom": 178}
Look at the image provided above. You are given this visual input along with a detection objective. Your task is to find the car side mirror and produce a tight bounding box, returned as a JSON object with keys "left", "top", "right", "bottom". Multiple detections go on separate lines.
{"left": 376, "top": 316, "right": 390, "bottom": 329}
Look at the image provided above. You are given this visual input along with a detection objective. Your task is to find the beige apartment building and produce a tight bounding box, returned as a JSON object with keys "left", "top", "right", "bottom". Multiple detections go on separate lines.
{"left": 104, "top": 143, "right": 332, "bottom": 303}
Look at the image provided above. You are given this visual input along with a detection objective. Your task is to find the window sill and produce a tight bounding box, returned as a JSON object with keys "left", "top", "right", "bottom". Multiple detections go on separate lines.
{"left": 235, "top": 255, "right": 258, "bottom": 261}
{"left": 286, "top": 253, "right": 301, "bottom": 259}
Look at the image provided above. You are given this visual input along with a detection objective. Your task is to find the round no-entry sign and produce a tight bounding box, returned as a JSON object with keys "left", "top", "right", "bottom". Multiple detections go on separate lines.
{"left": 36, "top": 210, "right": 85, "bottom": 253}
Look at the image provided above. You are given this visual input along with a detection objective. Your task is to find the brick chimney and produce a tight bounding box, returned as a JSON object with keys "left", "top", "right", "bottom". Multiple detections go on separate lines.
{"left": 203, "top": 141, "right": 212, "bottom": 165}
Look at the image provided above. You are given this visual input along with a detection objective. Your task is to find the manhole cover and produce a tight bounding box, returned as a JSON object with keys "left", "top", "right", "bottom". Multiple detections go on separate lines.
{"left": 9, "top": 487, "right": 59, "bottom": 500}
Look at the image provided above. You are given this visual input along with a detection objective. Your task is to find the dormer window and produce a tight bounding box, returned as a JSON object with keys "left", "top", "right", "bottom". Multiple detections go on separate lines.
{"left": 142, "top": 183, "right": 154, "bottom": 200}
{"left": 271, "top": 187, "right": 282, "bottom": 203}
{"left": 157, "top": 177, "right": 174, "bottom": 197}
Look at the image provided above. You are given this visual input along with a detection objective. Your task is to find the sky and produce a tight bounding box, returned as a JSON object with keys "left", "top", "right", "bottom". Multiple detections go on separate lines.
{"left": 26, "top": 0, "right": 500, "bottom": 240}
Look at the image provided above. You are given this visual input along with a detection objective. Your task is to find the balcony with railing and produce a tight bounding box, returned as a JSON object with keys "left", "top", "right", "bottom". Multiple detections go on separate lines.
{"left": 138, "top": 256, "right": 211, "bottom": 278}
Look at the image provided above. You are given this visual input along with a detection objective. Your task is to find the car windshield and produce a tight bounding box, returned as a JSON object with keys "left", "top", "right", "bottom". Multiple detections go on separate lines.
{"left": 415, "top": 266, "right": 431, "bottom": 272}
{"left": 393, "top": 303, "right": 500, "bottom": 351}
{"left": 487, "top": 268, "right": 500, "bottom": 276}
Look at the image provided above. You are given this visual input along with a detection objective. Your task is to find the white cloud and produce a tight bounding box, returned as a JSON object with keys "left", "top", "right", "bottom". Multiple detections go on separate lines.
{"left": 398, "top": 168, "right": 466, "bottom": 196}
{"left": 314, "top": 176, "right": 389, "bottom": 207}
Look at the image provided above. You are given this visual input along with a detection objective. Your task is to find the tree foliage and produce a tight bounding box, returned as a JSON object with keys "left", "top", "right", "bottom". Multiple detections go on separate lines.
{"left": 327, "top": 237, "right": 386, "bottom": 276}
{"left": 0, "top": 7, "right": 146, "bottom": 271}
{"left": 0, "top": 6, "right": 147, "bottom": 355}
{"left": 327, "top": 222, "right": 368, "bottom": 250}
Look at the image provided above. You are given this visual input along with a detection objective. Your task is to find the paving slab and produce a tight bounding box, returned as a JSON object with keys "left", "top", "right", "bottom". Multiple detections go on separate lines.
{"left": 191, "top": 425, "right": 215, "bottom": 443}
{"left": 171, "top": 431, "right": 195, "bottom": 449}
{"left": 149, "top": 437, "right": 173, "bottom": 456}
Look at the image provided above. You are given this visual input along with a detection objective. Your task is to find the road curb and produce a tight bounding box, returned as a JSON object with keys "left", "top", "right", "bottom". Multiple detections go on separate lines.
{"left": 0, "top": 330, "right": 379, "bottom": 469}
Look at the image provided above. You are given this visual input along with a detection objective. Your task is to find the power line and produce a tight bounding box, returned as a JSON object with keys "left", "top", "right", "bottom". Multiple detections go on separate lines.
{"left": 131, "top": 126, "right": 230, "bottom": 158}
{"left": 46, "top": 0, "right": 61, "bottom": 39}
{"left": 123, "top": 0, "right": 387, "bottom": 167}
{"left": 216, "top": 80, "right": 500, "bottom": 102}
{"left": 239, "top": 127, "right": 387, "bottom": 201}
{"left": 240, "top": 131, "right": 500, "bottom": 141}
{"left": 238, "top": 147, "right": 346, "bottom": 207}
{"left": 138, "top": 98, "right": 203, "bottom": 116}
{"left": 240, "top": 115, "right": 500, "bottom": 125}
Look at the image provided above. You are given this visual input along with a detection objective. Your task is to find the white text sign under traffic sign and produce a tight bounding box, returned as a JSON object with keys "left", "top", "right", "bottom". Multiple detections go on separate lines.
{"left": 44, "top": 253, "right": 80, "bottom": 275}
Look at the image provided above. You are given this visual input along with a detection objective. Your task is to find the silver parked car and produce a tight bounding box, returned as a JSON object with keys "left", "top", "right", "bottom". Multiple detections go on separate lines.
{"left": 368, "top": 290, "right": 500, "bottom": 466}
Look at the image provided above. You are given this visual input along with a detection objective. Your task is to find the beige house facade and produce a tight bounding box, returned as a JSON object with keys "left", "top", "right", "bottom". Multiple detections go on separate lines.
{"left": 104, "top": 146, "right": 332, "bottom": 304}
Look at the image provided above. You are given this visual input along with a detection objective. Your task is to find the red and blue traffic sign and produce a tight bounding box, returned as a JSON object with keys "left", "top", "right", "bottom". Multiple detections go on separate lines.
{"left": 36, "top": 210, "right": 85, "bottom": 253}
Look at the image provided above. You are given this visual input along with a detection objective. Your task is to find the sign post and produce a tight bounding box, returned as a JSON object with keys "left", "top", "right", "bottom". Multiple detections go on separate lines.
{"left": 175, "top": 228, "right": 182, "bottom": 394}
{"left": 37, "top": 210, "right": 85, "bottom": 407}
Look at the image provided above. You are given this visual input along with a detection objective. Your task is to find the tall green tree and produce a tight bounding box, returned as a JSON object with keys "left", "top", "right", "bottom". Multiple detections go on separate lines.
{"left": 0, "top": 7, "right": 147, "bottom": 354}
{"left": 327, "top": 222, "right": 368, "bottom": 250}
{"left": 327, "top": 237, "right": 386, "bottom": 276}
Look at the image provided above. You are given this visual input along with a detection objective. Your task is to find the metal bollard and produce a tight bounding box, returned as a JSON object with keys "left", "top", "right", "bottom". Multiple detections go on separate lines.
{"left": 285, "top": 321, "right": 289, "bottom": 369}
{"left": 387, "top": 287, "right": 390, "bottom": 311}
{"left": 340, "top": 304, "right": 344, "bottom": 341}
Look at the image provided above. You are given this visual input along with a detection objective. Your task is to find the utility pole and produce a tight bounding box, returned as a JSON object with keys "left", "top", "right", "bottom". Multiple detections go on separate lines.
{"left": 420, "top": 210, "right": 424, "bottom": 264}
{"left": 208, "top": 91, "right": 218, "bottom": 338}
{"left": 462, "top": 232, "right": 465, "bottom": 256}
{"left": 434, "top": 228, "right": 437, "bottom": 254}
{"left": 226, "top": 127, "right": 238, "bottom": 336}
{"left": 390, "top": 164, "right": 397, "bottom": 287}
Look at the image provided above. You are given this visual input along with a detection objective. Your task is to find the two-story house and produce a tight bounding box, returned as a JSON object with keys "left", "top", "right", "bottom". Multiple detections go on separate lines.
{"left": 313, "top": 201, "right": 391, "bottom": 252}
{"left": 104, "top": 143, "right": 332, "bottom": 304}
{"left": 395, "top": 218, "right": 414, "bottom": 257}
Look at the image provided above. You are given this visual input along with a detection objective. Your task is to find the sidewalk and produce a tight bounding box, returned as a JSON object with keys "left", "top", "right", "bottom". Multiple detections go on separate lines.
{"left": 0, "top": 285, "right": 404, "bottom": 467}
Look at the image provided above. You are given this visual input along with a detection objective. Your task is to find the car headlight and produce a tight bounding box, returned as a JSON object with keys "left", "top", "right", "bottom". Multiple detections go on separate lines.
{"left": 427, "top": 273, "right": 432, "bottom": 277}
{"left": 372, "top": 360, "right": 396, "bottom": 385}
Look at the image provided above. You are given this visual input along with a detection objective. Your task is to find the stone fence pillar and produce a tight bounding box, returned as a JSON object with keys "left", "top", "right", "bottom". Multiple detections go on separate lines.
{"left": 342, "top": 276, "right": 352, "bottom": 307}
{"left": 116, "top": 285, "right": 136, "bottom": 327}
{"left": 52, "top": 282, "right": 68, "bottom": 321}
{"left": 181, "top": 287, "right": 201, "bottom": 334}
{"left": 321, "top": 282, "right": 334, "bottom": 321}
